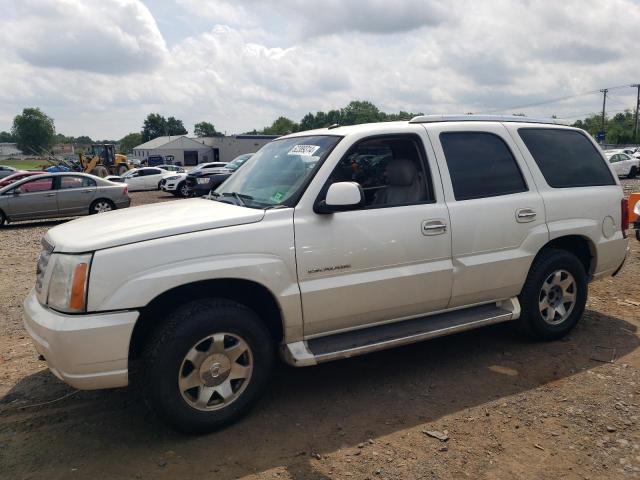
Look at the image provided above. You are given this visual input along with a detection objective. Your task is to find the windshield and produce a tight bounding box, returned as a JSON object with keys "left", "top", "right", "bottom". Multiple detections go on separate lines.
{"left": 214, "top": 135, "right": 340, "bottom": 208}
{"left": 227, "top": 154, "right": 253, "bottom": 170}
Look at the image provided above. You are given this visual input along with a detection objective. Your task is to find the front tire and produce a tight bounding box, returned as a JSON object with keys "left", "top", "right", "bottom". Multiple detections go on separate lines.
{"left": 518, "top": 248, "right": 587, "bottom": 340}
{"left": 91, "top": 166, "right": 109, "bottom": 178}
{"left": 0, "top": 209, "right": 5, "bottom": 226}
{"left": 628, "top": 166, "right": 637, "bottom": 179}
{"left": 177, "top": 181, "right": 191, "bottom": 198}
{"left": 142, "top": 299, "right": 275, "bottom": 433}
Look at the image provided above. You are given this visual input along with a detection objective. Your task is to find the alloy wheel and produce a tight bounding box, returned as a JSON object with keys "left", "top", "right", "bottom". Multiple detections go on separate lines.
{"left": 538, "top": 269, "right": 577, "bottom": 325}
{"left": 178, "top": 333, "right": 253, "bottom": 411}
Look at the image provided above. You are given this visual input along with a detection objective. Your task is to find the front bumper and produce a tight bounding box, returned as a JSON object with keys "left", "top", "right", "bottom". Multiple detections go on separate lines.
{"left": 22, "top": 289, "right": 138, "bottom": 390}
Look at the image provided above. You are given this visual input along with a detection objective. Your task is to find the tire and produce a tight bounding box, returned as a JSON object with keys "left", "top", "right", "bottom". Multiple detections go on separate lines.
{"left": 89, "top": 199, "right": 115, "bottom": 214}
{"left": 177, "top": 181, "right": 191, "bottom": 198}
{"left": 91, "top": 166, "right": 109, "bottom": 178}
{"left": 157, "top": 181, "right": 162, "bottom": 191}
{"left": 628, "top": 167, "right": 637, "bottom": 179}
{"left": 517, "top": 248, "right": 587, "bottom": 340}
{"left": 142, "top": 298, "right": 275, "bottom": 434}
{"left": 117, "top": 164, "right": 129, "bottom": 176}
{"left": 0, "top": 210, "right": 5, "bottom": 226}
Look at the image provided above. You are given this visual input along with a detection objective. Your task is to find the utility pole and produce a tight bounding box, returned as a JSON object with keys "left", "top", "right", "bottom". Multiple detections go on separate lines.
{"left": 599, "top": 88, "right": 608, "bottom": 144}
{"left": 632, "top": 84, "right": 640, "bottom": 142}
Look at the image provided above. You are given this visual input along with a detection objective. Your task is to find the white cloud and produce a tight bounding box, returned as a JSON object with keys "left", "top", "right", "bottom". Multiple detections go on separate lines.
{"left": 0, "top": 0, "right": 639, "bottom": 138}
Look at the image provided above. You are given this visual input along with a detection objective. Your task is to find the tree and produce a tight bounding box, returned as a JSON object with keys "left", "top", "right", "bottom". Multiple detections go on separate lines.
{"left": 118, "top": 132, "right": 142, "bottom": 154}
{"left": 194, "top": 121, "right": 220, "bottom": 137}
{"left": 0, "top": 131, "right": 14, "bottom": 142}
{"left": 262, "top": 116, "right": 299, "bottom": 135}
{"left": 573, "top": 110, "right": 636, "bottom": 144}
{"left": 74, "top": 135, "right": 93, "bottom": 145}
{"left": 11, "top": 107, "right": 56, "bottom": 154}
{"left": 142, "top": 113, "right": 167, "bottom": 142}
{"left": 166, "top": 116, "right": 187, "bottom": 136}
{"left": 340, "top": 100, "right": 384, "bottom": 125}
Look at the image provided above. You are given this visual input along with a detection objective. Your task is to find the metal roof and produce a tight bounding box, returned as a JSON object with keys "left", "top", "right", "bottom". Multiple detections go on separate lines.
{"left": 409, "top": 115, "right": 559, "bottom": 125}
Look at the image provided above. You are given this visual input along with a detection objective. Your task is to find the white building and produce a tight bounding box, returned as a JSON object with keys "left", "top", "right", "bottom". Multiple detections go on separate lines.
{"left": 132, "top": 134, "right": 280, "bottom": 166}
{"left": 132, "top": 136, "right": 213, "bottom": 166}
{"left": 0, "top": 142, "right": 23, "bottom": 157}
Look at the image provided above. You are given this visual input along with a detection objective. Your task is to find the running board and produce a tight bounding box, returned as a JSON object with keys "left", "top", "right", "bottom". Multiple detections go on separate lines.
{"left": 282, "top": 298, "right": 520, "bottom": 366}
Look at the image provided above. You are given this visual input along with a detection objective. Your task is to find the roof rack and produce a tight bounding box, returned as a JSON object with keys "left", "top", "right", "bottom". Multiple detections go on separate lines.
{"left": 408, "top": 114, "right": 558, "bottom": 125}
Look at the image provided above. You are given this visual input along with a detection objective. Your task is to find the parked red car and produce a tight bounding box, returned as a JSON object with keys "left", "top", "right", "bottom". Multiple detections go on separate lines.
{"left": 0, "top": 171, "right": 43, "bottom": 188}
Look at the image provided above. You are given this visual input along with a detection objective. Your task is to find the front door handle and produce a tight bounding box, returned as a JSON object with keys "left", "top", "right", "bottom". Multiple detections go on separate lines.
{"left": 516, "top": 208, "right": 536, "bottom": 223}
{"left": 422, "top": 220, "right": 447, "bottom": 236}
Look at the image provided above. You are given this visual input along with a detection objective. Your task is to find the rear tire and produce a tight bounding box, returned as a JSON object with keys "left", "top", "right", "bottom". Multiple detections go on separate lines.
{"left": 91, "top": 166, "right": 109, "bottom": 178}
{"left": 89, "top": 199, "right": 115, "bottom": 214}
{"left": 628, "top": 167, "right": 637, "bottom": 179}
{"left": 517, "top": 248, "right": 587, "bottom": 340}
{"left": 142, "top": 299, "right": 275, "bottom": 434}
{"left": 0, "top": 210, "right": 5, "bottom": 226}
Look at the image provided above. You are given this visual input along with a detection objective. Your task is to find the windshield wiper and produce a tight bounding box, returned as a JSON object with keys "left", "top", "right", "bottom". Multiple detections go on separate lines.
{"left": 222, "top": 192, "right": 254, "bottom": 207}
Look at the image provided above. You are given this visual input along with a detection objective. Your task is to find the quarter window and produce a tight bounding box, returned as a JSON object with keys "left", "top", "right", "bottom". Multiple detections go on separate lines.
{"left": 327, "top": 136, "right": 434, "bottom": 208}
{"left": 518, "top": 128, "right": 615, "bottom": 188}
{"left": 440, "top": 132, "right": 527, "bottom": 201}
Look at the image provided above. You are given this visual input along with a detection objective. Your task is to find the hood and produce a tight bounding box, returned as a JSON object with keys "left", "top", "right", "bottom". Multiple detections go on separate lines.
{"left": 46, "top": 198, "right": 265, "bottom": 253}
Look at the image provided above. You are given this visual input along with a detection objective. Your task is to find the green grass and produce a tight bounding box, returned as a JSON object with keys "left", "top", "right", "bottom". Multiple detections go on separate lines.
{"left": 0, "top": 159, "right": 51, "bottom": 171}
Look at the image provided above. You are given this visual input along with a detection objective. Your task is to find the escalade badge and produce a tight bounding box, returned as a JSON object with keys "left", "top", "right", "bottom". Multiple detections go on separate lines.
{"left": 307, "top": 264, "right": 351, "bottom": 274}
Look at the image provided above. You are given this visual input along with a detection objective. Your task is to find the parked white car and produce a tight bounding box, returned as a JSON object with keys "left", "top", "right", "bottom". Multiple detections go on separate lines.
{"left": 23, "top": 116, "right": 628, "bottom": 433}
{"left": 606, "top": 152, "right": 639, "bottom": 178}
{"left": 160, "top": 172, "right": 189, "bottom": 197}
{"left": 121, "top": 167, "right": 169, "bottom": 191}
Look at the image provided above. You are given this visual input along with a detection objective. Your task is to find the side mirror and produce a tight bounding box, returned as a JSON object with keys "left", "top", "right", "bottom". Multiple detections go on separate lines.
{"left": 316, "top": 182, "right": 364, "bottom": 214}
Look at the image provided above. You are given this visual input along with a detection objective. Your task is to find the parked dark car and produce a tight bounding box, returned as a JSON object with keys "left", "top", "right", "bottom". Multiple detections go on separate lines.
{"left": 0, "top": 166, "right": 18, "bottom": 179}
{"left": 185, "top": 154, "right": 253, "bottom": 196}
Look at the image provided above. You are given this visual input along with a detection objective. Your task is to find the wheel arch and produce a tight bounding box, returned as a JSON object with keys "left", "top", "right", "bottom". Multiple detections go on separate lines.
{"left": 89, "top": 197, "right": 116, "bottom": 213}
{"left": 129, "top": 278, "right": 284, "bottom": 361}
{"left": 536, "top": 234, "right": 595, "bottom": 276}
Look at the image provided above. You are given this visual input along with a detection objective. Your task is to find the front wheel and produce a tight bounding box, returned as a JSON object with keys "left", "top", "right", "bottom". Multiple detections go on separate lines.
{"left": 517, "top": 248, "right": 587, "bottom": 340}
{"left": 178, "top": 181, "right": 191, "bottom": 198}
{"left": 628, "top": 166, "right": 637, "bottom": 179}
{"left": 89, "top": 199, "right": 115, "bottom": 214}
{"left": 0, "top": 210, "right": 5, "bottom": 226}
{"left": 142, "top": 299, "right": 275, "bottom": 433}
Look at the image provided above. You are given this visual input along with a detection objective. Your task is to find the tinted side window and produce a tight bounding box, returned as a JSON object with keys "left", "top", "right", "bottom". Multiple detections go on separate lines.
{"left": 60, "top": 176, "right": 96, "bottom": 189}
{"left": 440, "top": 132, "right": 527, "bottom": 201}
{"left": 518, "top": 129, "right": 615, "bottom": 188}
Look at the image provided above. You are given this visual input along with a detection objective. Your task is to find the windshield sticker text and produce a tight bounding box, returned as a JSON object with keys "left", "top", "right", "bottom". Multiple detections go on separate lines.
{"left": 288, "top": 145, "right": 320, "bottom": 156}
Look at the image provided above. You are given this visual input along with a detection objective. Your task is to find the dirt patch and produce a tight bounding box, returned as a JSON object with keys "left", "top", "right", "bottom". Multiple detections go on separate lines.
{"left": 1, "top": 186, "right": 639, "bottom": 479}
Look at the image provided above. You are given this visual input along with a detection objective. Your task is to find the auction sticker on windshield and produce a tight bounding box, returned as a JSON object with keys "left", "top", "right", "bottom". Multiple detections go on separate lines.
{"left": 288, "top": 145, "right": 320, "bottom": 156}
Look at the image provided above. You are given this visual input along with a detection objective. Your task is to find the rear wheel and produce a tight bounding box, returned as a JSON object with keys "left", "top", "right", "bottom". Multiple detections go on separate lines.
{"left": 89, "top": 199, "right": 115, "bottom": 214}
{"left": 0, "top": 210, "right": 5, "bottom": 226}
{"left": 142, "top": 299, "right": 274, "bottom": 433}
{"left": 628, "top": 166, "right": 637, "bottom": 179}
{"left": 518, "top": 248, "right": 587, "bottom": 340}
{"left": 91, "top": 166, "right": 109, "bottom": 178}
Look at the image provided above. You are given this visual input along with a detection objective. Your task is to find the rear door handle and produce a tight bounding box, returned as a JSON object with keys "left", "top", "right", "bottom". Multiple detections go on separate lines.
{"left": 45, "top": 193, "right": 55, "bottom": 197}
{"left": 422, "top": 220, "right": 447, "bottom": 236}
{"left": 516, "top": 208, "right": 536, "bottom": 222}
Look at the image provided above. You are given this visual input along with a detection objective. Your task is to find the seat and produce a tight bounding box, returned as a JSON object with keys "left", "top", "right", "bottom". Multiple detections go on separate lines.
{"left": 373, "top": 158, "right": 426, "bottom": 205}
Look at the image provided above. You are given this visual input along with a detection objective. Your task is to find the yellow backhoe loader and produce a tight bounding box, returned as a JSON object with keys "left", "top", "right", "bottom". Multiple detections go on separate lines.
{"left": 78, "top": 144, "right": 132, "bottom": 177}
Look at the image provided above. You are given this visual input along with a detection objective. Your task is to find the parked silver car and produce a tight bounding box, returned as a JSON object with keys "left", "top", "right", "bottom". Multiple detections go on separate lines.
{"left": 0, "top": 172, "right": 130, "bottom": 225}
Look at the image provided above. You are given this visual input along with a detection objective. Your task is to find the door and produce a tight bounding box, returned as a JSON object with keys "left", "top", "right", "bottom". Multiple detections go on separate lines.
{"left": 57, "top": 175, "right": 96, "bottom": 215}
{"left": 5, "top": 177, "right": 58, "bottom": 220}
{"left": 124, "top": 170, "right": 146, "bottom": 190}
{"left": 608, "top": 154, "right": 624, "bottom": 176}
{"left": 144, "top": 168, "right": 163, "bottom": 189}
{"left": 294, "top": 133, "right": 453, "bottom": 337}
{"left": 426, "top": 123, "right": 548, "bottom": 307}
{"left": 184, "top": 151, "right": 198, "bottom": 166}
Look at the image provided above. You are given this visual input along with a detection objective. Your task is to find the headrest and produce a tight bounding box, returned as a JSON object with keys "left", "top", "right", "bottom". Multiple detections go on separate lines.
{"left": 386, "top": 158, "right": 417, "bottom": 186}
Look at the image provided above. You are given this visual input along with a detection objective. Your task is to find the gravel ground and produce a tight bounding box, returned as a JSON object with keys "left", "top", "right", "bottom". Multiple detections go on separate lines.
{"left": 0, "top": 185, "right": 639, "bottom": 480}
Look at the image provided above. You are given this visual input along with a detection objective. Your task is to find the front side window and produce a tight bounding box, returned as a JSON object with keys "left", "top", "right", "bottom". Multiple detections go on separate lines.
{"left": 326, "top": 135, "right": 433, "bottom": 208}
{"left": 215, "top": 135, "right": 341, "bottom": 208}
{"left": 518, "top": 128, "right": 615, "bottom": 188}
{"left": 15, "top": 177, "right": 54, "bottom": 193}
{"left": 440, "top": 132, "right": 527, "bottom": 201}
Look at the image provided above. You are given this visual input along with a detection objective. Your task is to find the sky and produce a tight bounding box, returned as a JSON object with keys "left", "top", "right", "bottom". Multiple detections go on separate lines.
{"left": 1, "top": 0, "right": 639, "bottom": 139}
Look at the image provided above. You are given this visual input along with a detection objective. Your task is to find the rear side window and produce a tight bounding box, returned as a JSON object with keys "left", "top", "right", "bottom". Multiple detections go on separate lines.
{"left": 440, "top": 132, "right": 527, "bottom": 201}
{"left": 518, "top": 128, "right": 615, "bottom": 188}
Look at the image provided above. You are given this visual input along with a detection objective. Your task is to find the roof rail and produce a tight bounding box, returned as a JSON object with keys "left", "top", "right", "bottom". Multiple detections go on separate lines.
{"left": 409, "top": 114, "right": 558, "bottom": 125}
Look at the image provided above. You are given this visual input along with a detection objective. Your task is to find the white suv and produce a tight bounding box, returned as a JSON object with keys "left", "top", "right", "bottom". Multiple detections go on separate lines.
{"left": 23, "top": 116, "right": 628, "bottom": 433}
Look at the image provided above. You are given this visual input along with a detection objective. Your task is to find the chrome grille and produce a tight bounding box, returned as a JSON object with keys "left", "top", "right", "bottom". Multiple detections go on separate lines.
{"left": 35, "top": 239, "right": 53, "bottom": 294}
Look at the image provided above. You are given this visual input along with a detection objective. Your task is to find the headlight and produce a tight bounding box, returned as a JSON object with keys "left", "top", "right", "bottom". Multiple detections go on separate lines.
{"left": 47, "top": 253, "right": 92, "bottom": 313}
{"left": 166, "top": 175, "right": 179, "bottom": 181}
